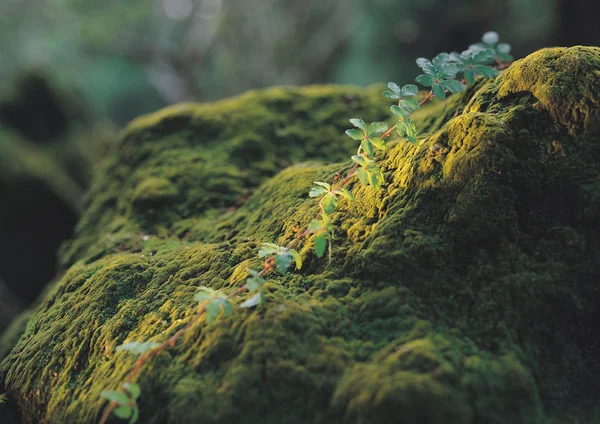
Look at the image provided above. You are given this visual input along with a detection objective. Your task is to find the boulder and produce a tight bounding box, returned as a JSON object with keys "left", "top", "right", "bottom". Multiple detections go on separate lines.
{"left": 2, "top": 47, "right": 599, "bottom": 423}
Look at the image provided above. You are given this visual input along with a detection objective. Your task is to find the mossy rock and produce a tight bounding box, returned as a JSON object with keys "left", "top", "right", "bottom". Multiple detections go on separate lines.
{"left": 2, "top": 47, "right": 600, "bottom": 423}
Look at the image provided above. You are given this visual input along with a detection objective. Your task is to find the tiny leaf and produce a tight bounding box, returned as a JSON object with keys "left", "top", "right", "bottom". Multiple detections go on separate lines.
{"left": 116, "top": 341, "right": 160, "bottom": 355}
{"left": 240, "top": 292, "right": 262, "bottom": 309}
{"left": 321, "top": 192, "right": 338, "bottom": 215}
{"left": 314, "top": 233, "right": 327, "bottom": 258}
{"left": 309, "top": 219, "right": 325, "bottom": 232}
{"left": 275, "top": 251, "right": 293, "bottom": 274}
{"left": 349, "top": 118, "right": 367, "bottom": 131}
{"left": 415, "top": 74, "right": 434, "bottom": 87}
{"left": 114, "top": 406, "right": 133, "bottom": 419}
{"left": 101, "top": 390, "right": 130, "bottom": 405}
{"left": 123, "top": 383, "right": 141, "bottom": 400}
{"left": 361, "top": 138, "right": 374, "bottom": 156}
{"left": 368, "top": 137, "right": 386, "bottom": 151}
{"left": 401, "top": 84, "right": 419, "bottom": 97}
{"left": 206, "top": 301, "right": 220, "bottom": 322}
{"left": 336, "top": 188, "right": 355, "bottom": 202}
{"left": 482, "top": 31, "right": 499, "bottom": 45}
{"left": 345, "top": 129, "right": 364, "bottom": 141}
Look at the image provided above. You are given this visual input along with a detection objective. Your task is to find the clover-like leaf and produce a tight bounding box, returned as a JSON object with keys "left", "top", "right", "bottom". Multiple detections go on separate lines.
{"left": 288, "top": 249, "right": 302, "bottom": 270}
{"left": 101, "top": 390, "right": 130, "bottom": 405}
{"left": 246, "top": 269, "right": 265, "bottom": 292}
{"left": 361, "top": 138, "right": 374, "bottom": 156}
{"left": 130, "top": 407, "right": 140, "bottom": 424}
{"left": 116, "top": 341, "right": 160, "bottom": 355}
{"left": 368, "top": 122, "right": 388, "bottom": 136}
{"left": 321, "top": 192, "right": 338, "bottom": 214}
{"left": 440, "top": 79, "right": 466, "bottom": 94}
{"left": 309, "top": 181, "right": 330, "bottom": 198}
{"left": 123, "top": 383, "right": 141, "bottom": 401}
{"left": 258, "top": 242, "right": 280, "bottom": 258}
{"left": 206, "top": 300, "right": 220, "bottom": 322}
{"left": 351, "top": 155, "right": 368, "bottom": 167}
{"left": 431, "top": 83, "right": 446, "bottom": 100}
{"left": 345, "top": 128, "right": 364, "bottom": 140}
{"left": 240, "top": 292, "right": 262, "bottom": 309}
{"left": 368, "top": 137, "right": 386, "bottom": 151}
{"left": 390, "top": 104, "right": 409, "bottom": 119}
{"left": 415, "top": 74, "right": 435, "bottom": 87}
{"left": 309, "top": 219, "right": 325, "bottom": 232}
{"left": 114, "top": 406, "right": 133, "bottom": 419}
{"left": 335, "top": 188, "right": 355, "bottom": 202}
{"left": 314, "top": 233, "right": 327, "bottom": 258}
{"left": 349, "top": 118, "right": 367, "bottom": 131}
{"left": 401, "top": 84, "right": 419, "bottom": 97}
{"left": 482, "top": 31, "right": 499, "bottom": 45}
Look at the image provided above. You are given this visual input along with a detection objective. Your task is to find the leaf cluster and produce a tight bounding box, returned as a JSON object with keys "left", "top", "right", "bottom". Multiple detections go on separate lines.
{"left": 101, "top": 383, "right": 141, "bottom": 423}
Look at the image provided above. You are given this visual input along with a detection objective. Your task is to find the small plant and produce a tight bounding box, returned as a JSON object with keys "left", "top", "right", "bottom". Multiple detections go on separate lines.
{"left": 98, "top": 31, "right": 512, "bottom": 423}
{"left": 101, "top": 383, "right": 141, "bottom": 424}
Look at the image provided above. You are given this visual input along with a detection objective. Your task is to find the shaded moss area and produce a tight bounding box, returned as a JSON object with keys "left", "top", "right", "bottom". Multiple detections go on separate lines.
{"left": 2, "top": 47, "right": 600, "bottom": 423}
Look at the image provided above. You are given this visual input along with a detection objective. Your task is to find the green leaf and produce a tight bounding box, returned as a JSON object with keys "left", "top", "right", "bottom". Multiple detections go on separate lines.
{"left": 221, "top": 299, "right": 233, "bottom": 317}
{"left": 497, "top": 42, "right": 511, "bottom": 54}
{"left": 401, "top": 84, "right": 419, "bottom": 97}
{"left": 390, "top": 105, "right": 409, "bottom": 118}
{"left": 400, "top": 98, "right": 420, "bottom": 112}
{"left": 335, "top": 188, "right": 355, "bottom": 202}
{"left": 482, "top": 31, "right": 499, "bottom": 45}
{"left": 206, "top": 300, "right": 220, "bottom": 322}
{"left": 275, "top": 251, "right": 293, "bottom": 274}
{"left": 116, "top": 341, "right": 160, "bottom": 355}
{"left": 387, "top": 82, "right": 401, "bottom": 94}
{"left": 313, "top": 181, "right": 331, "bottom": 189}
{"left": 360, "top": 139, "right": 374, "bottom": 156}
{"left": 464, "top": 70, "right": 475, "bottom": 84}
{"left": 351, "top": 155, "right": 367, "bottom": 167}
{"left": 382, "top": 90, "right": 399, "bottom": 99}
{"left": 309, "top": 182, "right": 329, "bottom": 198}
{"left": 193, "top": 292, "right": 213, "bottom": 302}
{"left": 345, "top": 128, "right": 364, "bottom": 140}
{"left": 431, "top": 83, "right": 446, "bottom": 100}
{"left": 289, "top": 249, "right": 302, "bottom": 270}
{"left": 130, "top": 407, "right": 140, "bottom": 424}
{"left": 246, "top": 269, "right": 265, "bottom": 292}
{"left": 114, "top": 406, "right": 133, "bottom": 419}
{"left": 368, "top": 122, "right": 388, "bottom": 136}
{"left": 441, "top": 79, "right": 466, "bottom": 94}
{"left": 309, "top": 219, "right": 325, "bottom": 232}
{"left": 101, "top": 390, "right": 130, "bottom": 405}
{"left": 416, "top": 57, "right": 430, "bottom": 68}
{"left": 349, "top": 118, "right": 367, "bottom": 131}
{"left": 357, "top": 167, "right": 369, "bottom": 186}
{"left": 258, "top": 243, "right": 280, "bottom": 258}
{"left": 432, "top": 53, "right": 451, "bottom": 66}
{"left": 368, "top": 137, "right": 386, "bottom": 151}
{"left": 415, "top": 74, "right": 434, "bottom": 87}
{"left": 396, "top": 120, "right": 407, "bottom": 137}
{"left": 321, "top": 192, "right": 338, "bottom": 214}
{"left": 407, "top": 135, "right": 418, "bottom": 145}
{"left": 123, "top": 383, "right": 141, "bottom": 400}
{"left": 441, "top": 63, "right": 458, "bottom": 78}
{"left": 240, "top": 292, "right": 262, "bottom": 308}
{"left": 314, "top": 233, "right": 327, "bottom": 258}
{"left": 473, "top": 65, "right": 499, "bottom": 79}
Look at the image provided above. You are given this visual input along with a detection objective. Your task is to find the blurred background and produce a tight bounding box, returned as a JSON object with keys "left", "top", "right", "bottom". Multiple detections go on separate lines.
{"left": 1, "top": 0, "right": 599, "bottom": 331}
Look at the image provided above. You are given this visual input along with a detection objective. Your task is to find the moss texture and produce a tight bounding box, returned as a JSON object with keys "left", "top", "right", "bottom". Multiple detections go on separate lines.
{"left": 2, "top": 47, "right": 600, "bottom": 423}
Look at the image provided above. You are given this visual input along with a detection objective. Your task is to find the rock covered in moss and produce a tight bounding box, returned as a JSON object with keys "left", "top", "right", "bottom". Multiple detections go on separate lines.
{"left": 2, "top": 47, "right": 600, "bottom": 423}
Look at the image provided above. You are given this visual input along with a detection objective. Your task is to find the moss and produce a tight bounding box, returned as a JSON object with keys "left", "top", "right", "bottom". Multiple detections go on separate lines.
{"left": 2, "top": 47, "right": 600, "bottom": 423}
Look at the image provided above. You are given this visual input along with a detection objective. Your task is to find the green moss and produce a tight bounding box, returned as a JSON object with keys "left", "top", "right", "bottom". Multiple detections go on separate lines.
{"left": 2, "top": 47, "right": 600, "bottom": 423}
